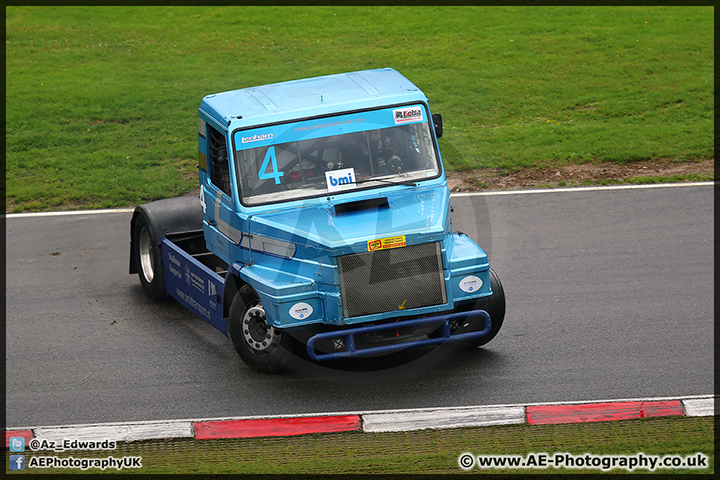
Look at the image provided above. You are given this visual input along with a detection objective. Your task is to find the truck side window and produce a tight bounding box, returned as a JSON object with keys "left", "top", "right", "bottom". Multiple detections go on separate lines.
{"left": 208, "top": 126, "right": 232, "bottom": 196}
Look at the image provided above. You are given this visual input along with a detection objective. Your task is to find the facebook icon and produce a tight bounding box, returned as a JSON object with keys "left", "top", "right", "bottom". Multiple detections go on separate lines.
{"left": 9, "top": 455, "right": 25, "bottom": 470}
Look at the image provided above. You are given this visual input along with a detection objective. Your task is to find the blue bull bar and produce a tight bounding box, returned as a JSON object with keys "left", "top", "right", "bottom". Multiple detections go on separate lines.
{"left": 306, "top": 310, "right": 491, "bottom": 361}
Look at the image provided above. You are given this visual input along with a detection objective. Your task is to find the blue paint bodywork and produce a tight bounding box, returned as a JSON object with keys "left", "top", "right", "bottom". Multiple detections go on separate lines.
{"left": 163, "top": 238, "right": 227, "bottom": 333}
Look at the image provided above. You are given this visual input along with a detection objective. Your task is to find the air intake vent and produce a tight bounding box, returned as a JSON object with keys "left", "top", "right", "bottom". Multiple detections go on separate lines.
{"left": 334, "top": 197, "right": 389, "bottom": 215}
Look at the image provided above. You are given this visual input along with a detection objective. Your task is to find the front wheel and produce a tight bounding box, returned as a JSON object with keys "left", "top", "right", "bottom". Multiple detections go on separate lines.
{"left": 227, "top": 285, "right": 293, "bottom": 373}
{"left": 451, "top": 267, "right": 506, "bottom": 348}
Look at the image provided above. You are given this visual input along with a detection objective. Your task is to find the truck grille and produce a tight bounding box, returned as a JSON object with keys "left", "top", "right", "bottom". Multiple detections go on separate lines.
{"left": 338, "top": 242, "right": 446, "bottom": 319}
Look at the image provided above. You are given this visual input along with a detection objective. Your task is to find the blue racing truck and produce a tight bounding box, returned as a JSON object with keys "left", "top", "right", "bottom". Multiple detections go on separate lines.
{"left": 129, "top": 68, "right": 505, "bottom": 373}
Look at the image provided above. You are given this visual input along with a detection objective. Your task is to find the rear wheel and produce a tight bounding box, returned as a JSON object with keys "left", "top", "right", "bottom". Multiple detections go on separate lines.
{"left": 228, "top": 285, "right": 293, "bottom": 373}
{"left": 132, "top": 214, "right": 166, "bottom": 300}
{"left": 451, "top": 267, "right": 506, "bottom": 348}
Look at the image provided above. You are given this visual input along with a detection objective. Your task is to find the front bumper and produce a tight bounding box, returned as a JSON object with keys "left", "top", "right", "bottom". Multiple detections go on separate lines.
{"left": 306, "top": 309, "right": 491, "bottom": 361}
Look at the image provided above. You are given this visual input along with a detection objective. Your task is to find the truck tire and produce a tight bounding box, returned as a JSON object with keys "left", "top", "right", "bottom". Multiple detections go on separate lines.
{"left": 132, "top": 214, "right": 167, "bottom": 300}
{"left": 452, "top": 267, "right": 506, "bottom": 348}
{"left": 228, "top": 285, "right": 293, "bottom": 373}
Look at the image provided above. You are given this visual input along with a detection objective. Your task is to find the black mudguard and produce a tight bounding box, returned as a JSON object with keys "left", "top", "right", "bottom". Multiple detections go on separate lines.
{"left": 129, "top": 195, "right": 203, "bottom": 274}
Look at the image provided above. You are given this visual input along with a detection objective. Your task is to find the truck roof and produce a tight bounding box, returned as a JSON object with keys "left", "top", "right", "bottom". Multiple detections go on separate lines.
{"left": 199, "top": 68, "right": 429, "bottom": 130}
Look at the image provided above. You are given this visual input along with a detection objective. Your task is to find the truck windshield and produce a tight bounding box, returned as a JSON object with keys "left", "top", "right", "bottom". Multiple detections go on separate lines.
{"left": 233, "top": 104, "right": 440, "bottom": 206}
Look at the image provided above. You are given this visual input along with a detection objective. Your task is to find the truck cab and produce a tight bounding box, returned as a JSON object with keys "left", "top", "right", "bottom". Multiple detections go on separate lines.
{"left": 130, "top": 68, "right": 505, "bottom": 373}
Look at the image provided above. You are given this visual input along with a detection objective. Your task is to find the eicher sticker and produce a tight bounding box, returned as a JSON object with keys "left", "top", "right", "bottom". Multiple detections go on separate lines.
{"left": 368, "top": 235, "right": 407, "bottom": 251}
{"left": 325, "top": 167, "right": 357, "bottom": 193}
{"left": 393, "top": 107, "right": 424, "bottom": 124}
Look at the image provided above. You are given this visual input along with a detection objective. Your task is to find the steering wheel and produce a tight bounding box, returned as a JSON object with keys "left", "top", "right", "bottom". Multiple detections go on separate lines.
{"left": 388, "top": 155, "right": 403, "bottom": 174}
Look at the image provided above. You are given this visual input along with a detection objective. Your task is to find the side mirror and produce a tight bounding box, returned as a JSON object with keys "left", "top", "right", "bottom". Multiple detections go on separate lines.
{"left": 432, "top": 113, "right": 443, "bottom": 139}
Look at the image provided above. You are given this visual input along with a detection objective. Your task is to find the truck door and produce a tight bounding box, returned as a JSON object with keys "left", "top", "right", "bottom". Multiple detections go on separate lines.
{"left": 199, "top": 122, "right": 242, "bottom": 261}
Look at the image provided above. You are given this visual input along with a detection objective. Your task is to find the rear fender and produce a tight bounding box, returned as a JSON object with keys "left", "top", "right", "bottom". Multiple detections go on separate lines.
{"left": 130, "top": 196, "right": 203, "bottom": 274}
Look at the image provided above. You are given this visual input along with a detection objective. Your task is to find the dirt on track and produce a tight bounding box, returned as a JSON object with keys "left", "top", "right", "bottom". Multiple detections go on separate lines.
{"left": 446, "top": 159, "right": 714, "bottom": 192}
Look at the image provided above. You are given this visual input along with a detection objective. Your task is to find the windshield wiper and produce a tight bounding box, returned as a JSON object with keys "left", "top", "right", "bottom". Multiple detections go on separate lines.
{"left": 354, "top": 176, "right": 418, "bottom": 187}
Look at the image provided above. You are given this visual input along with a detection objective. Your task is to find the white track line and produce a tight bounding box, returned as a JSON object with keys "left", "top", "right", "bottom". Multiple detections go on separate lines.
{"left": 450, "top": 181, "right": 713, "bottom": 197}
{"left": 5, "top": 181, "right": 713, "bottom": 219}
{"left": 6, "top": 207, "right": 135, "bottom": 218}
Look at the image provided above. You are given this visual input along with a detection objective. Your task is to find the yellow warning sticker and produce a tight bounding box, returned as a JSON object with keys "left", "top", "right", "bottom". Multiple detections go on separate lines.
{"left": 368, "top": 235, "right": 406, "bottom": 252}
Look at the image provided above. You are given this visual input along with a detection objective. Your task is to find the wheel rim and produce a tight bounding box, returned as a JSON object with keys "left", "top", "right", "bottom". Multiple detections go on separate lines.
{"left": 242, "top": 304, "right": 281, "bottom": 353}
{"left": 138, "top": 226, "right": 155, "bottom": 283}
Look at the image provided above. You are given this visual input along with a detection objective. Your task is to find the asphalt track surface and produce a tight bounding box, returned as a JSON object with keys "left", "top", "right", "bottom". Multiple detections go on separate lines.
{"left": 5, "top": 183, "right": 713, "bottom": 428}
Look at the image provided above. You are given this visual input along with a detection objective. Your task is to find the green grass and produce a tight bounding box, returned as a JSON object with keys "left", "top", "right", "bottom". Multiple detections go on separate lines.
{"left": 5, "top": 6, "right": 714, "bottom": 212}
{"left": 6, "top": 416, "right": 714, "bottom": 474}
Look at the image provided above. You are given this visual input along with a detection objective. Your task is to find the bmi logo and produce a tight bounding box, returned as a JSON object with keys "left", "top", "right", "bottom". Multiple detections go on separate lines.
{"left": 325, "top": 168, "right": 357, "bottom": 193}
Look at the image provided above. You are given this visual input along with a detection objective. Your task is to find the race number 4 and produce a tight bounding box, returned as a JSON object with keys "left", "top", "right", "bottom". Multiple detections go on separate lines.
{"left": 258, "top": 147, "right": 284, "bottom": 184}
{"left": 199, "top": 184, "right": 207, "bottom": 213}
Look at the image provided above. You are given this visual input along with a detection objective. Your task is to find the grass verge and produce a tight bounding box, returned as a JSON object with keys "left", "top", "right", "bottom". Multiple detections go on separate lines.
{"left": 5, "top": 6, "right": 714, "bottom": 212}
